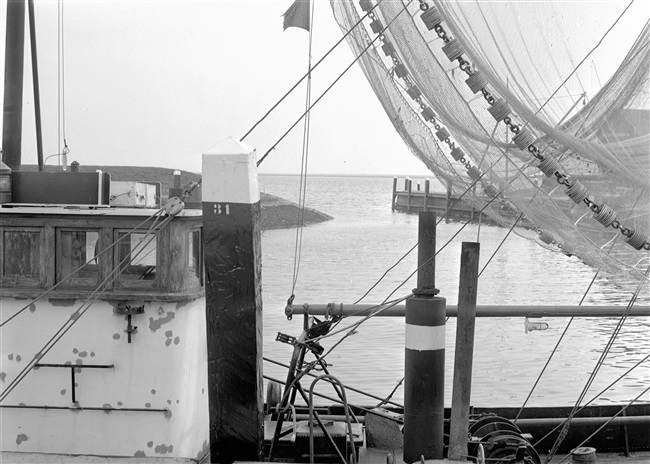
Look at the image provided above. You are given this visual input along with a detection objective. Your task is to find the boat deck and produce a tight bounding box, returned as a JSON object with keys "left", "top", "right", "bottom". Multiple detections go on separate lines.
{"left": 3, "top": 449, "right": 650, "bottom": 463}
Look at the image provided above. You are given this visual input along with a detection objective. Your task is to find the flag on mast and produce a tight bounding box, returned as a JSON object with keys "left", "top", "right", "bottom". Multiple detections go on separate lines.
{"left": 282, "top": 0, "right": 310, "bottom": 31}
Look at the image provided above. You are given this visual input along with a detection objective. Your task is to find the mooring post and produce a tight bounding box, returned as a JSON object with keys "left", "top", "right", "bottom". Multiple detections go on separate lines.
{"left": 392, "top": 176, "right": 397, "bottom": 211}
{"left": 404, "top": 212, "right": 446, "bottom": 462}
{"left": 406, "top": 178, "right": 413, "bottom": 213}
{"left": 449, "top": 242, "right": 480, "bottom": 461}
{"left": 202, "top": 137, "right": 264, "bottom": 463}
{"left": 424, "top": 179, "right": 430, "bottom": 212}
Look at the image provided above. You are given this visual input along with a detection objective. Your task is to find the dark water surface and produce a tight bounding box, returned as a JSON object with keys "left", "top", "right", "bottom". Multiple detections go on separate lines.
{"left": 259, "top": 175, "right": 650, "bottom": 407}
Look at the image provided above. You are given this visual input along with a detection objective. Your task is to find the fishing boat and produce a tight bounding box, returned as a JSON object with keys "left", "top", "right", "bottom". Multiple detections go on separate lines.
{"left": 1, "top": 0, "right": 649, "bottom": 463}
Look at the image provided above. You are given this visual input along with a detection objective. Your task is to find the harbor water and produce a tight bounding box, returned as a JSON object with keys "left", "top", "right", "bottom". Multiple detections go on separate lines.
{"left": 259, "top": 175, "right": 650, "bottom": 408}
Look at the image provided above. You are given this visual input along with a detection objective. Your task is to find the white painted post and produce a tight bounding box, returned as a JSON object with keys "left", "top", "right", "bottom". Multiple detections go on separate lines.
{"left": 202, "top": 137, "right": 263, "bottom": 462}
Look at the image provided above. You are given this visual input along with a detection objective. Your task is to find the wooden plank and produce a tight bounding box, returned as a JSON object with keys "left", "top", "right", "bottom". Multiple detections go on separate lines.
{"left": 449, "top": 242, "right": 480, "bottom": 461}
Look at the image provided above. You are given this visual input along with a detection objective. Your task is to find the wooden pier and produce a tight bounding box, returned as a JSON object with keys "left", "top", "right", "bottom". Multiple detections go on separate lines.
{"left": 392, "top": 177, "right": 487, "bottom": 223}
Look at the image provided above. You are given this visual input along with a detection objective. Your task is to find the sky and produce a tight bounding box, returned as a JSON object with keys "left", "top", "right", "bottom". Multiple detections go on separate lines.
{"left": 1, "top": 0, "right": 648, "bottom": 176}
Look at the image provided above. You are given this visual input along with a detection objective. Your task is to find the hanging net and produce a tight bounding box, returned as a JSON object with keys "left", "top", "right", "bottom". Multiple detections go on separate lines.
{"left": 331, "top": 0, "right": 650, "bottom": 296}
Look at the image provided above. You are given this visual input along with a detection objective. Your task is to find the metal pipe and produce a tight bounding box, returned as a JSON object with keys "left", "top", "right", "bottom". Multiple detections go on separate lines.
{"left": 404, "top": 212, "right": 446, "bottom": 462}
{"left": 295, "top": 304, "right": 650, "bottom": 318}
{"left": 0, "top": 404, "right": 168, "bottom": 413}
{"left": 513, "top": 415, "right": 650, "bottom": 427}
{"left": 264, "top": 356, "right": 403, "bottom": 409}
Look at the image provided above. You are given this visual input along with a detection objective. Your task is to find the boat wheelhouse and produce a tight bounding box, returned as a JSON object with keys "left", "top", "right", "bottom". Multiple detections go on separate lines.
{"left": 0, "top": 174, "right": 209, "bottom": 461}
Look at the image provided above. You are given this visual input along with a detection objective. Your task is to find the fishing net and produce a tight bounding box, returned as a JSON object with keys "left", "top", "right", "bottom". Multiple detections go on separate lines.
{"left": 331, "top": 0, "right": 650, "bottom": 296}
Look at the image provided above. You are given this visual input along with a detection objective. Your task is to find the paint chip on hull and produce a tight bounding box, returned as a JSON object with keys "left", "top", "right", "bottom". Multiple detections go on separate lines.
{"left": 149, "top": 311, "right": 175, "bottom": 332}
{"left": 16, "top": 434, "right": 29, "bottom": 445}
{"left": 154, "top": 444, "right": 174, "bottom": 454}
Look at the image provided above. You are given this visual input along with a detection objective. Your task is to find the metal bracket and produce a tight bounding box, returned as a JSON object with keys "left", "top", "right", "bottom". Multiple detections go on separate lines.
{"left": 116, "top": 302, "right": 145, "bottom": 343}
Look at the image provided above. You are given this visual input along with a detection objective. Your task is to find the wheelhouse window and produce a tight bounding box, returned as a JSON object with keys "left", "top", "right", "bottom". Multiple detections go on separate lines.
{"left": 188, "top": 228, "right": 202, "bottom": 286}
{"left": 116, "top": 230, "right": 157, "bottom": 286}
{"left": 1, "top": 228, "right": 42, "bottom": 286}
{"left": 57, "top": 229, "right": 100, "bottom": 286}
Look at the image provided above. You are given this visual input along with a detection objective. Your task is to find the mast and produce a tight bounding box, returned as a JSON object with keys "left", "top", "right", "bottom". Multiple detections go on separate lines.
{"left": 2, "top": 0, "right": 26, "bottom": 171}
{"left": 28, "top": 0, "right": 44, "bottom": 171}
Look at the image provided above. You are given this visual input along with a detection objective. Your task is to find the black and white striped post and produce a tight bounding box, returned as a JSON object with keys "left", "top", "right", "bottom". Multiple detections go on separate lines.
{"left": 202, "top": 137, "right": 264, "bottom": 463}
{"left": 403, "top": 211, "right": 446, "bottom": 462}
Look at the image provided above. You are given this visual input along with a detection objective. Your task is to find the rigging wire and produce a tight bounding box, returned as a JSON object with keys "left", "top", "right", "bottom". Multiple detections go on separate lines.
{"left": 57, "top": 0, "right": 69, "bottom": 165}
{"left": 556, "top": 385, "right": 650, "bottom": 464}
{"left": 544, "top": 263, "right": 650, "bottom": 463}
{"left": 477, "top": 213, "right": 523, "bottom": 278}
{"left": 256, "top": 1, "right": 411, "bottom": 167}
{"left": 0, "top": 212, "right": 175, "bottom": 403}
{"left": 381, "top": 191, "right": 503, "bottom": 304}
{"left": 240, "top": 1, "right": 382, "bottom": 142}
{"left": 514, "top": 187, "right": 647, "bottom": 422}
{"left": 530, "top": 0, "right": 636, "bottom": 120}
{"left": 354, "top": 171, "right": 491, "bottom": 305}
{"left": 532, "top": 351, "right": 650, "bottom": 448}
{"left": 0, "top": 208, "right": 166, "bottom": 328}
{"left": 289, "top": 0, "right": 316, "bottom": 301}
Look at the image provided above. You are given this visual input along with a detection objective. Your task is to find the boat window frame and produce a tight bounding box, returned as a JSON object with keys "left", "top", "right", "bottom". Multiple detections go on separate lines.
{"left": 187, "top": 226, "right": 203, "bottom": 288}
{"left": 0, "top": 226, "right": 45, "bottom": 288}
{"left": 113, "top": 228, "right": 159, "bottom": 290}
{"left": 55, "top": 227, "right": 102, "bottom": 288}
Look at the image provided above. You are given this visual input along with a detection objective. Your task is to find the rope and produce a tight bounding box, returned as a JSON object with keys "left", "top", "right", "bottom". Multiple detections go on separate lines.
{"left": 478, "top": 213, "right": 523, "bottom": 278}
{"left": 529, "top": 0, "right": 637, "bottom": 121}
{"left": 257, "top": 1, "right": 411, "bottom": 167}
{"left": 515, "top": 186, "right": 646, "bottom": 422}
{"left": 533, "top": 352, "right": 650, "bottom": 448}
{"left": 543, "top": 263, "right": 650, "bottom": 463}
{"left": 0, "top": 213, "right": 175, "bottom": 403}
{"left": 382, "top": 192, "right": 502, "bottom": 304}
{"left": 240, "top": 1, "right": 382, "bottom": 142}
{"left": 0, "top": 208, "right": 167, "bottom": 328}
{"left": 555, "top": 385, "right": 650, "bottom": 464}
{"left": 354, "top": 170, "right": 493, "bottom": 305}
{"left": 289, "top": 0, "right": 316, "bottom": 304}
{"left": 513, "top": 272, "right": 599, "bottom": 423}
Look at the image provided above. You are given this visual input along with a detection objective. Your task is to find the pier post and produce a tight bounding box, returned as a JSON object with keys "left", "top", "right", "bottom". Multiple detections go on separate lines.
{"left": 424, "top": 179, "right": 430, "bottom": 212}
{"left": 392, "top": 177, "right": 397, "bottom": 211}
{"left": 445, "top": 182, "right": 453, "bottom": 222}
{"left": 406, "top": 178, "right": 412, "bottom": 213}
{"left": 404, "top": 212, "right": 446, "bottom": 462}
{"left": 202, "top": 137, "right": 264, "bottom": 463}
{"left": 449, "top": 242, "right": 480, "bottom": 461}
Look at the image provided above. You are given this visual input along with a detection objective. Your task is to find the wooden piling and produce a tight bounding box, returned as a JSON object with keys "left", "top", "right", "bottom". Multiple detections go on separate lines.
{"left": 445, "top": 182, "right": 453, "bottom": 222}
{"left": 202, "top": 137, "right": 264, "bottom": 463}
{"left": 423, "top": 179, "right": 430, "bottom": 212}
{"left": 406, "top": 178, "right": 412, "bottom": 213}
{"left": 392, "top": 177, "right": 397, "bottom": 211}
{"left": 404, "top": 212, "right": 446, "bottom": 463}
{"left": 449, "top": 242, "right": 480, "bottom": 461}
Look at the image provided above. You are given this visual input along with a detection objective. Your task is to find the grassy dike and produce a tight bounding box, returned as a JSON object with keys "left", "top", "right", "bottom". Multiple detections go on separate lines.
{"left": 21, "top": 165, "right": 333, "bottom": 230}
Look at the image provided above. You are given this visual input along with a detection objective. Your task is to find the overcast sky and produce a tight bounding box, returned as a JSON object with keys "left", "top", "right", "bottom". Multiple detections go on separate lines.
{"left": 1, "top": 1, "right": 647, "bottom": 176}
